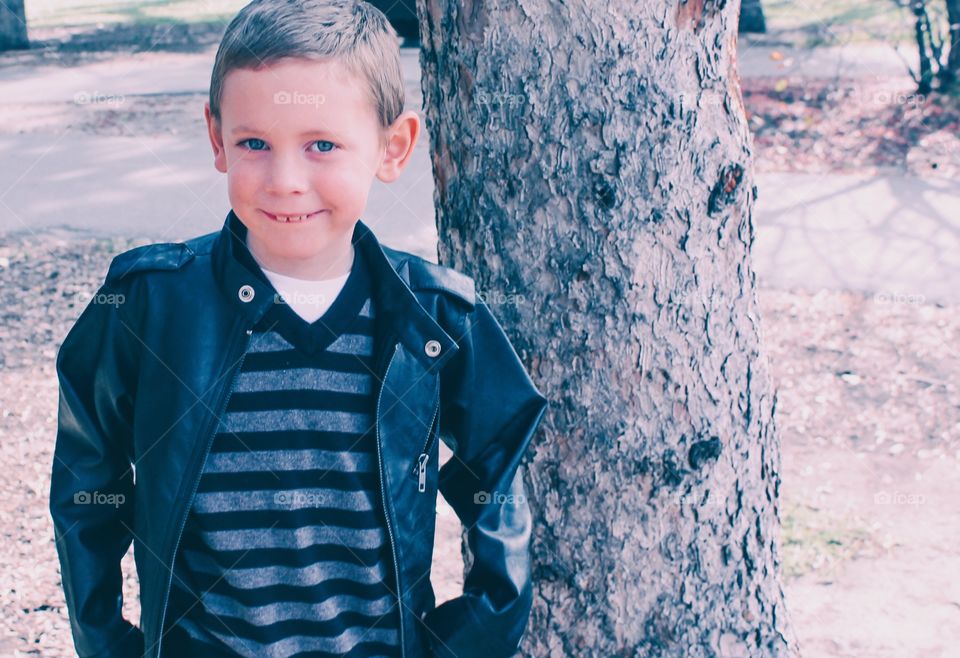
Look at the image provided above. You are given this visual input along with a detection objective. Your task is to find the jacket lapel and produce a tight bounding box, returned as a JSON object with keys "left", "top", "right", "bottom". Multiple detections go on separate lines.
{"left": 211, "top": 210, "right": 460, "bottom": 372}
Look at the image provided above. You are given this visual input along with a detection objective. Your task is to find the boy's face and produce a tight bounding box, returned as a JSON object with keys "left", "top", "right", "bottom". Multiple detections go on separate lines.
{"left": 204, "top": 57, "right": 418, "bottom": 277}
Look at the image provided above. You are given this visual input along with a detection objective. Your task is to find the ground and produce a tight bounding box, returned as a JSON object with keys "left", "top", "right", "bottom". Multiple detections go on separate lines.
{"left": 745, "top": 76, "right": 960, "bottom": 179}
{"left": 766, "top": 289, "right": 960, "bottom": 657}
{"left": 5, "top": 236, "right": 956, "bottom": 657}
{"left": 1, "top": 4, "right": 959, "bottom": 658}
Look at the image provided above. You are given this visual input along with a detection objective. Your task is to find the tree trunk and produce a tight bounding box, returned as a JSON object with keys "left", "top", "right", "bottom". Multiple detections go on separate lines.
{"left": 0, "top": 0, "right": 28, "bottom": 51}
{"left": 911, "top": 0, "right": 936, "bottom": 94}
{"left": 739, "top": 0, "right": 767, "bottom": 34}
{"left": 418, "top": 0, "right": 799, "bottom": 655}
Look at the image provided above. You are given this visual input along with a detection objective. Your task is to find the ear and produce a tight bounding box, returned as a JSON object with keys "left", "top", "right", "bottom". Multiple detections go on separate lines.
{"left": 376, "top": 110, "right": 421, "bottom": 183}
{"left": 204, "top": 102, "right": 228, "bottom": 173}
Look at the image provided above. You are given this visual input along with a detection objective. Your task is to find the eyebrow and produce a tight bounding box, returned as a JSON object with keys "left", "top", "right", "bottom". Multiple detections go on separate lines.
{"left": 231, "top": 126, "right": 338, "bottom": 137}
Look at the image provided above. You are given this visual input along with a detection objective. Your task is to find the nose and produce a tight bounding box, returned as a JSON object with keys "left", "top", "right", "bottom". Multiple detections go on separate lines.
{"left": 264, "top": 152, "right": 309, "bottom": 195}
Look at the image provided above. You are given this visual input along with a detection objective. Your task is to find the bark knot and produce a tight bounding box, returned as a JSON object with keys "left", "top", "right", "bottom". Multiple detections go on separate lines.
{"left": 688, "top": 437, "right": 722, "bottom": 469}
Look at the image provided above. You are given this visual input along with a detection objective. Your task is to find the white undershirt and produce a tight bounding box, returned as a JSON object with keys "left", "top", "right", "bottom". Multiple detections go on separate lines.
{"left": 259, "top": 250, "right": 353, "bottom": 323}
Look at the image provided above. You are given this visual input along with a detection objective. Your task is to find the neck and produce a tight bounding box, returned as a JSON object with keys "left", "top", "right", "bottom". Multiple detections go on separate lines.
{"left": 245, "top": 234, "right": 355, "bottom": 281}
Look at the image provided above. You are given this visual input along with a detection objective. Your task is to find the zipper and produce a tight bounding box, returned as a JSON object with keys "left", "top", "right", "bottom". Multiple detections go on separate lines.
{"left": 153, "top": 324, "right": 253, "bottom": 658}
{"left": 375, "top": 341, "right": 406, "bottom": 657}
{"left": 409, "top": 396, "right": 440, "bottom": 493}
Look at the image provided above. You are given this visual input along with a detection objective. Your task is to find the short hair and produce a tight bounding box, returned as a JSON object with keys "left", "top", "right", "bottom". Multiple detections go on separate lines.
{"left": 209, "top": 0, "right": 404, "bottom": 129}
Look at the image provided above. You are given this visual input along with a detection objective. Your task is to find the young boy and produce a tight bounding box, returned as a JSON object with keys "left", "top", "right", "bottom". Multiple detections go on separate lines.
{"left": 48, "top": 2, "right": 548, "bottom": 657}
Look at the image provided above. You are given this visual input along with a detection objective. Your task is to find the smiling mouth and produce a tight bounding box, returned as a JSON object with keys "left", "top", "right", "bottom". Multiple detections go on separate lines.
{"left": 262, "top": 210, "right": 325, "bottom": 223}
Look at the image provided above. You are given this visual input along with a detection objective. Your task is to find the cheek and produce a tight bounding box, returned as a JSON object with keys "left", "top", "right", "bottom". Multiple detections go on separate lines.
{"left": 225, "top": 159, "right": 262, "bottom": 199}
{"left": 318, "top": 163, "right": 372, "bottom": 203}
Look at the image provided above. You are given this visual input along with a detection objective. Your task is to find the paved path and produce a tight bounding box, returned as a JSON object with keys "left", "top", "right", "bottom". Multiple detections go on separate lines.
{"left": 1, "top": 43, "right": 957, "bottom": 303}
{"left": 0, "top": 41, "right": 917, "bottom": 105}
{"left": 752, "top": 171, "right": 959, "bottom": 305}
{"left": 0, "top": 128, "right": 438, "bottom": 258}
{"left": 737, "top": 41, "right": 919, "bottom": 79}
{"left": 0, "top": 46, "right": 437, "bottom": 258}
{"left": 1, "top": 50, "right": 214, "bottom": 104}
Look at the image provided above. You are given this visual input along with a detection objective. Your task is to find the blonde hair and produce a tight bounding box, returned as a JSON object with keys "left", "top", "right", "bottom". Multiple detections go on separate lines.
{"left": 209, "top": 0, "right": 404, "bottom": 129}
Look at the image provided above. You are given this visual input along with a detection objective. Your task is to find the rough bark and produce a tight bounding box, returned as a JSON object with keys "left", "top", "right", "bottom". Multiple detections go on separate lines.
{"left": 0, "top": 0, "right": 28, "bottom": 52}
{"left": 418, "top": 1, "right": 799, "bottom": 656}
{"left": 739, "top": 0, "right": 766, "bottom": 34}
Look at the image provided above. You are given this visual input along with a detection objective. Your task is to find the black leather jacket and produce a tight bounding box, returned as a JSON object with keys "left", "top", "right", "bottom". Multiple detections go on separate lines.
{"left": 49, "top": 211, "right": 549, "bottom": 658}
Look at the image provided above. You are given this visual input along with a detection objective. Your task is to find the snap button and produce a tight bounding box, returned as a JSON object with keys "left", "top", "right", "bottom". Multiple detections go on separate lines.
{"left": 238, "top": 284, "right": 255, "bottom": 302}
{"left": 424, "top": 339, "right": 441, "bottom": 357}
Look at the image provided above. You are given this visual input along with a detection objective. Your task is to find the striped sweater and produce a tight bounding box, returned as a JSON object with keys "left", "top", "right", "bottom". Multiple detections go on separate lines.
{"left": 161, "top": 245, "right": 402, "bottom": 658}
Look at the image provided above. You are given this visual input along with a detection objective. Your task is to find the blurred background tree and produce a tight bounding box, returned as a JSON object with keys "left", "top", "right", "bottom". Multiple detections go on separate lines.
{"left": 902, "top": 0, "right": 960, "bottom": 93}
{"left": 740, "top": 0, "right": 768, "bottom": 33}
{"left": 0, "top": 0, "right": 28, "bottom": 51}
{"left": 367, "top": 0, "right": 419, "bottom": 45}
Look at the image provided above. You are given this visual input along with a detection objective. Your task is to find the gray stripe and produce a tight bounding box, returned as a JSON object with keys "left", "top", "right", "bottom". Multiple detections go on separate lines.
{"left": 201, "top": 590, "right": 397, "bottom": 628}
{"left": 198, "top": 524, "right": 386, "bottom": 551}
{"left": 203, "top": 449, "right": 375, "bottom": 474}
{"left": 204, "top": 622, "right": 399, "bottom": 658}
{"left": 359, "top": 297, "right": 373, "bottom": 317}
{"left": 194, "top": 488, "right": 376, "bottom": 514}
{"left": 181, "top": 549, "right": 389, "bottom": 589}
{"left": 248, "top": 331, "right": 297, "bottom": 353}
{"left": 326, "top": 332, "right": 374, "bottom": 356}
{"left": 220, "top": 409, "right": 371, "bottom": 434}
{"left": 247, "top": 320, "right": 373, "bottom": 356}
{"left": 231, "top": 368, "right": 372, "bottom": 394}
{"left": 175, "top": 617, "right": 237, "bottom": 651}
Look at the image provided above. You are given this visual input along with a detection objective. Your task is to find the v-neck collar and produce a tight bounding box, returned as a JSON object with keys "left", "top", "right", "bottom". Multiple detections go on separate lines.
{"left": 210, "top": 209, "right": 462, "bottom": 372}
{"left": 232, "top": 229, "right": 372, "bottom": 356}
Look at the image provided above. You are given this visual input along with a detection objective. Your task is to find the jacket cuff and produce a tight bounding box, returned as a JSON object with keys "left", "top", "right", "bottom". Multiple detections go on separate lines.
{"left": 420, "top": 573, "right": 533, "bottom": 658}
{"left": 86, "top": 623, "right": 144, "bottom": 658}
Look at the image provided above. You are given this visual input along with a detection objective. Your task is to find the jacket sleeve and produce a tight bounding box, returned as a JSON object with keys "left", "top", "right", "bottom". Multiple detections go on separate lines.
{"left": 421, "top": 297, "right": 549, "bottom": 658}
{"left": 49, "top": 280, "right": 145, "bottom": 658}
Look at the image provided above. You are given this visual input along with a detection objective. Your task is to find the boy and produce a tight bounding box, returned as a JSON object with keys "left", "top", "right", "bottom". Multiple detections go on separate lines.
{"left": 48, "top": 1, "right": 548, "bottom": 657}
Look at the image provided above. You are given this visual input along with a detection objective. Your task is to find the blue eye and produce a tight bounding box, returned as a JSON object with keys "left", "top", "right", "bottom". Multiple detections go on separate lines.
{"left": 312, "top": 140, "right": 337, "bottom": 153}
{"left": 238, "top": 138, "right": 267, "bottom": 151}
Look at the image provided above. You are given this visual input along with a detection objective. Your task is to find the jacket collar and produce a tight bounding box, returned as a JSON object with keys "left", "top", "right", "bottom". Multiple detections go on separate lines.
{"left": 211, "top": 209, "right": 459, "bottom": 371}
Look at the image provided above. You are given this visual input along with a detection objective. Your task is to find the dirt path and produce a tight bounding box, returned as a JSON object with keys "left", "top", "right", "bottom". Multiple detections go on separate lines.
{"left": 763, "top": 289, "right": 960, "bottom": 657}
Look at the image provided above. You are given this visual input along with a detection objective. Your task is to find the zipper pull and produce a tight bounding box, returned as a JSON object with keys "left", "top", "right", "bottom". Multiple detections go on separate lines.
{"left": 417, "top": 453, "right": 429, "bottom": 493}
